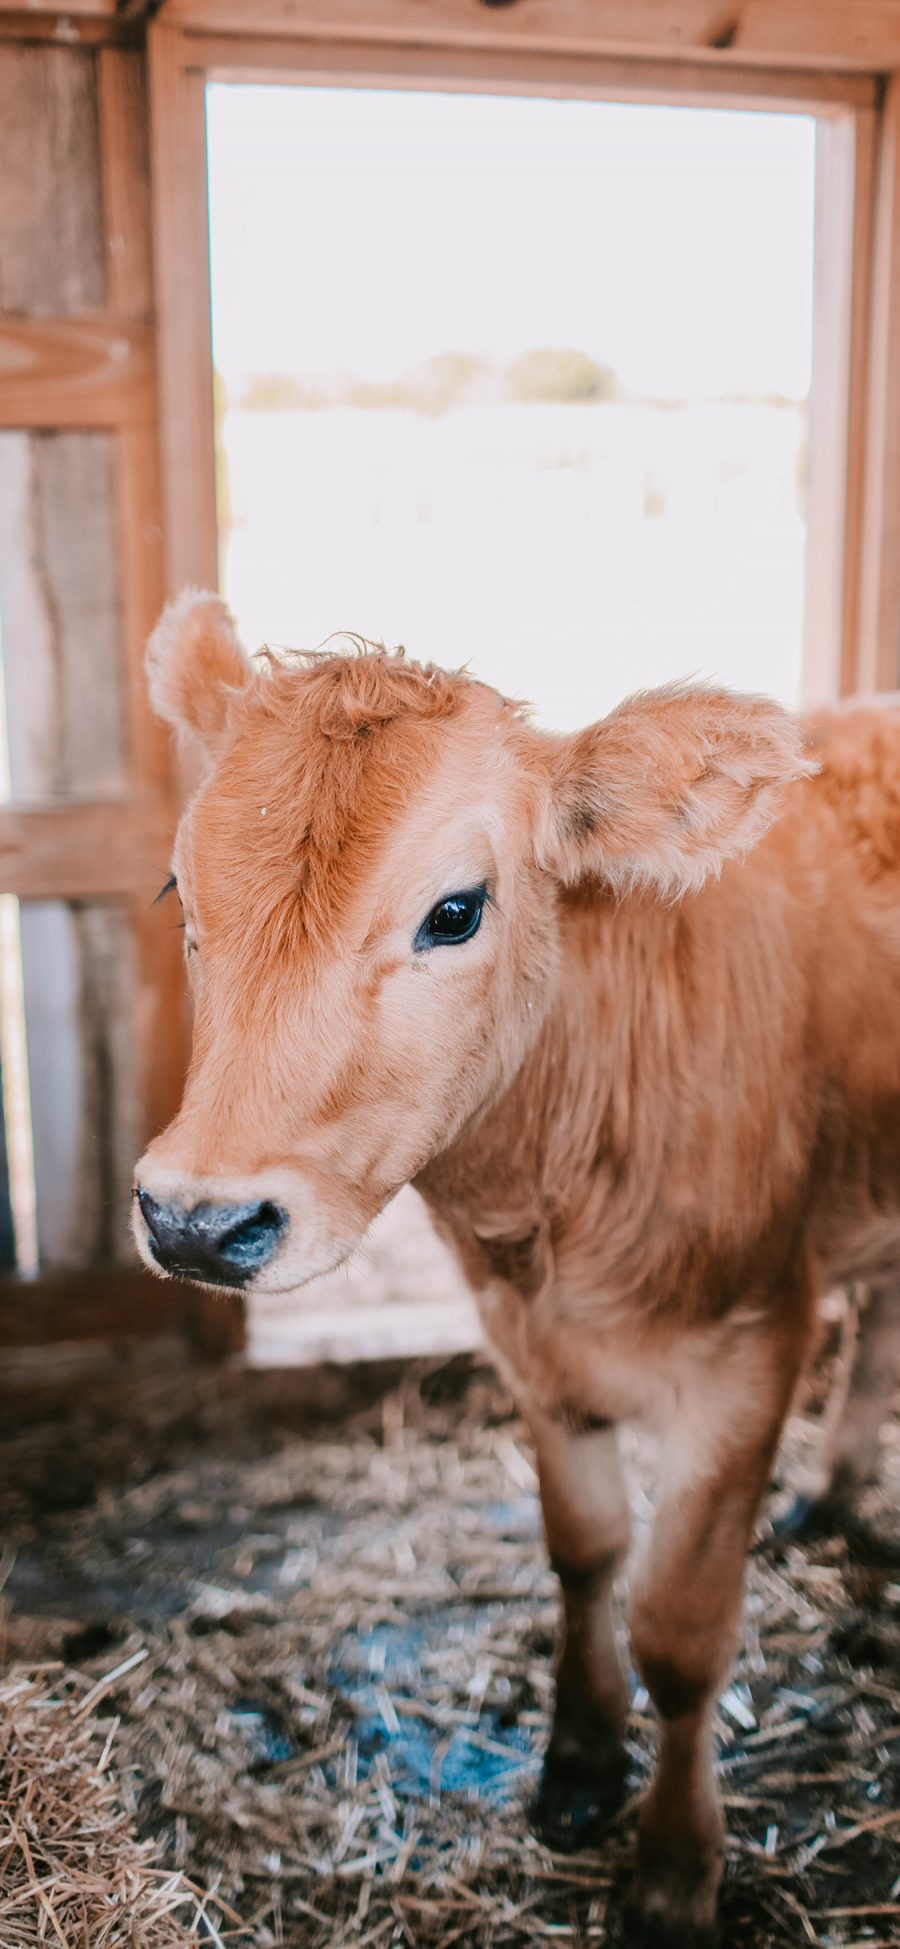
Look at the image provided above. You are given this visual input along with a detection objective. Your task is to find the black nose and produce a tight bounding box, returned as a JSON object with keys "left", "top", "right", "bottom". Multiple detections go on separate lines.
{"left": 136, "top": 1189, "right": 287, "bottom": 1287}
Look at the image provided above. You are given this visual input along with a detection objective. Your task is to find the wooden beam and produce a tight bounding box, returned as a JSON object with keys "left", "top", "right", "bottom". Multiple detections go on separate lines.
{"left": 0, "top": 797, "right": 174, "bottom": 900}
{"left": 192, "top": 33, "right": 878, "bottom": 111}
{"left": 803, "top": 109, "right": 878, "bottom": 702}
{"left": 0, "top": 1265, "right": 245, "bottom": 1360}
{"left": 148, "top": 19, "right": 219, "bottom": 594}
{"left": 98, "top": 46, "right": 154, "bottom": 320}
{"left": 0, "top": 12, "right": 135, "bottom": 45}
{"left": 165, "top": 0, "right": 900, "bottom": 76}
{"left": 838, "top": 107, "right": 879, "bottom": 695}
{"left": 0, "top": 315, "right": 154, "bottom": 427}
{"left": 0, "top": 0, "right": 114, "bottom": 13}
{"left": 857, "top": 74, "right": 900, "bottom": 690}
{"left": 99, "top": 45, "right": 191, "bottom": 1154}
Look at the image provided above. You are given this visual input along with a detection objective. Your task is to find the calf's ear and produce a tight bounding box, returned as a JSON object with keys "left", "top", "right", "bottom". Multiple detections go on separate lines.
{"left": 146, "top": 590, "right": 253, "bottom": 753}
{"left": 535, "top": 684, "right": 815, "bottom": 899}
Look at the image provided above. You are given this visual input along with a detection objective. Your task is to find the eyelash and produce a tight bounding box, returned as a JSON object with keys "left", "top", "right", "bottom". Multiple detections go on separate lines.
{"left": 156, "top": 876, "right": 197, "bottom": 954}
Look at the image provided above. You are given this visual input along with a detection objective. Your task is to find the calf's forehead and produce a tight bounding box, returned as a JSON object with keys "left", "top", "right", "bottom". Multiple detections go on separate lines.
{"left": 176, "top": 678, "right": 531, "bottom": 943}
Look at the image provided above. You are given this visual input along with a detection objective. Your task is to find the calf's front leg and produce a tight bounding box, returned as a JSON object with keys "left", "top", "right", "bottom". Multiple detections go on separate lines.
{"left": 627, "top": 1331, "right": 803, "bottom": 1944}
{"left": 532, "top": 1412, "right": 632, "bottom": 1833}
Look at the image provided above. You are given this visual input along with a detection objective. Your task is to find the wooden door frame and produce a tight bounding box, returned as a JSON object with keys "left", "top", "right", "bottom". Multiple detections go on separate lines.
{"left": 0, "top": 26, "right": 242, "bottom": 1360}
{"left": 148, "top": 9, "right": 900, "bottom": 702}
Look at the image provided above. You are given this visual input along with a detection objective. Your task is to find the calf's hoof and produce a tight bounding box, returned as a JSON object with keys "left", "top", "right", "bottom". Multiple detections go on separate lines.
{"left": 533, "top": 1729, "right": 629, "bottom": 1851}
{"left": 621, "top": 1865, "right": 721, "bottom": 1949}
{"left": 619, "top": 1898, "right": 720, "bottom": 1949}
{"left": 625, "top": 1810, "right": 723, "bottom": 1949}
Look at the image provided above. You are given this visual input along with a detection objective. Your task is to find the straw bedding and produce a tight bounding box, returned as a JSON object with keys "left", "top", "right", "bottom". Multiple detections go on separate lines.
{"left": 1, "top": 1345, "right": 898, "bottom": 1948}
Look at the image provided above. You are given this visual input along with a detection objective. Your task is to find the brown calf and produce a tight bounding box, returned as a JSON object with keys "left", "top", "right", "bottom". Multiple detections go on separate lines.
{"left": 134, "top": 592, "right": 900, "bottom": 1944}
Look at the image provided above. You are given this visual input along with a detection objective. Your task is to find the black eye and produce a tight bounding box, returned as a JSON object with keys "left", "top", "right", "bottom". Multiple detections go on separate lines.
{"left": 415, "top": 884, "right": 487, "bottom": 952}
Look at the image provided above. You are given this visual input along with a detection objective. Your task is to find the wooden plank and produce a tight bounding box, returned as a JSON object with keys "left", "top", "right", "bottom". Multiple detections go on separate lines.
{"left": 100, "top": 60, "right": 170, "bottom": 796}
{"left": 0, "top": 1045, "right": 16, "bottom": 1273}
{"left": 99, "top": 49, "right": 191, "bottom": 1155}
{"left": 839, "top": 107, "right": 878, "bottom": 694}
{"left": 0, "top": 43, "right": 104, "bottom": 313}
{"left": 0, "top": 14, "right": 135, "bottom": 44}
{"left": 99, "top": 25, "right": 201, "bottom": 1324}
{"left": 98, "top": 48, "right": 154, "bottom": 317}
{"left": 0, "top": 799, "right": 173, "bottom": 900}
{"left": 0, "top": 1265, "right": 245, "bottom": 1359}
{"left": 98, "top": 46, "right": 154, "bottom": 320}
{"left": 148, "top": 19, "right": 219, "bottom": 594}
{"left": 803, "top": 111, "right": 877, "bottom": 702}
{"left": 0, "top": 431, "right": 126, "bottom": 799}
{"left": 193, "top": 32, "right": 878, "bottom": 111}
{"left": 857, "top": 74, "right": 900, "bottom": 690}
{"left": 167, "top": 0, "right": 900, "bottom": 75}
{"left": 18, "top": 901, "right": 137, "bottom": 1266}
{"left": 0, "top": 315, "right": 154, "bottom": 427}
{"left": 115, "top": 426, "right": 169, "bottom": 792}
{"left": 119, "top": 431, "right": 190, "bottom": 1147}
{"left": 100, "top": 52, "right": 168, "bottom": 795}
{"left": 0, "top": 1, "right": 115, "bottom": 16}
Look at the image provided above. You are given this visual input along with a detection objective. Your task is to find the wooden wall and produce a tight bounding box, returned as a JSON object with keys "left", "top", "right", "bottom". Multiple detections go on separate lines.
{"left": 0, "top": 26, "right": 242, "bottom": 1358}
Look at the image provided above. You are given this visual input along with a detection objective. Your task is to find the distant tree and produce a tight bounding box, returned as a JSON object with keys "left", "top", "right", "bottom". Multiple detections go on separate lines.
{"left": 348, "top": 353, "right": 486, "bottom": 415}
{"left": 511, "top": 348, "right": 620, "bottom": 404}
{"left": 416, "top": 351, "right": 484, "bottom": 412}
{"left": 230, "top": 349, "right": 622, "bottom": 417}
{"left": 239, "top": 372, "right": 318, "bottom": 411}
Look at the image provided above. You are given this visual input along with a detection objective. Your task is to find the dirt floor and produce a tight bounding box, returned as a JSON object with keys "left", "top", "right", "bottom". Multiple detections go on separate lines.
{"left": 1, "top": 1345, "right": 900, "bottom": 1949}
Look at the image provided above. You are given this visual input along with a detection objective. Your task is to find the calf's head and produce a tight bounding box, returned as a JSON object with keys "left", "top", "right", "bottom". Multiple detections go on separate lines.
{"left": 134, "top": 592, "right": 810, "bottom": 1293}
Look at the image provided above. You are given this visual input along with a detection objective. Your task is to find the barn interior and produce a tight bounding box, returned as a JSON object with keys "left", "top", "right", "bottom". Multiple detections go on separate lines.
{"left": 2, "top": 5, "right": 900, "bottom": 1947}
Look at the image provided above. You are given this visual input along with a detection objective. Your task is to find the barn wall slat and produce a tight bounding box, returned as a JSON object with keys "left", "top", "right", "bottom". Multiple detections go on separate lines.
{"left": 100, "top": 44, "right": 191, "bottom": 1165}
{"left": 98, "top": 47, "right": 154, "bottom": 321}
{"left": 0, "top": 800, "right": 171, "bottom": 900}
{"left": 839, "top": 109, "right": 878, "bottom": 695}
{"left": 857, "top": 73, "right": 900, "bottom": 690}
{"left": 0, "top": 44, "right": 105, "bottom": 314}
{"left": 0, "top": 316, "right": 155, "bottom": 428}
{"left": 0, "top": 1, "right": 116, "bottom": 17}
{"left": 194, "top": 35, "right": 877, "bottom": 112}
{"left": 0, "top": 1046, "right": 15, "bottom": 1272}
{"left": 0, "top": 14, "right": 129, "bottom": 46}
{"left": 148, "top": 21, "right": 219, "bottom": 595}
{"left": 803, "top": 111, "right": 877, "bottom": 702}
{"left": 168, "top": 0, "right": 900, "bottom": 75}
{"left": 19, "top": 901, "right": 137, "bottom": 1268}
{"left": 0, "top": 430, "right": 125, "bottom": 800}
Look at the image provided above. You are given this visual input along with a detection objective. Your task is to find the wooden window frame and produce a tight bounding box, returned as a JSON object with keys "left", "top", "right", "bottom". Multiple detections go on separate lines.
{"left": 147, "top": 11, "right": 900, "bottom": 705}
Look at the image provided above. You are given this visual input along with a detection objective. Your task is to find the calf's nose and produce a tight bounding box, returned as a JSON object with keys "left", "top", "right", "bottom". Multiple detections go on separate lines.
{"left": 136, "top": 1188, "right": 287, "bottom": 1286}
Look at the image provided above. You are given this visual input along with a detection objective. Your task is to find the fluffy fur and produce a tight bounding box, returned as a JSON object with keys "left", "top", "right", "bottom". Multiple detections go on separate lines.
{"left": 135, "top": 591, "right": 900, "bottom": 1942}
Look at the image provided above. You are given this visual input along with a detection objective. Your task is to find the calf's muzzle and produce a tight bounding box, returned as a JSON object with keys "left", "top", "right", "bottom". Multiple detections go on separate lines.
{"left": 136, "top": 1188, "right": 287, "bottom": 1287}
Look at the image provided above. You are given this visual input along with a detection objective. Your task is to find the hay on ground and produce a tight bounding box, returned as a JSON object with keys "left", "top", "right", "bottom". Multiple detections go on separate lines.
{"left": 0, "top": 1664, "right": 236, "bottom": 1946}
{"left": 0, "top": 1349, "right": 899, "bottom": 1948}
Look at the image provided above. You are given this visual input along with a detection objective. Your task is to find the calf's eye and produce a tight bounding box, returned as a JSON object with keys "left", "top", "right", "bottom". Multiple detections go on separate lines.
{"left": 415, "top": 884, "right": 486, "bottom": 952}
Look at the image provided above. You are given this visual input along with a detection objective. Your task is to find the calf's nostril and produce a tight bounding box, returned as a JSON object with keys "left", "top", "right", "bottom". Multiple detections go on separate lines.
{"left": 216, "top": 1201, "right": 287, "bottom": 1272}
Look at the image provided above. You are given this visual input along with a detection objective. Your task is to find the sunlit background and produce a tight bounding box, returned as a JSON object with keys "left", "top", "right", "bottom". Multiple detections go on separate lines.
{"left": 207, "top": 85, "right": 816, "bottom": 728}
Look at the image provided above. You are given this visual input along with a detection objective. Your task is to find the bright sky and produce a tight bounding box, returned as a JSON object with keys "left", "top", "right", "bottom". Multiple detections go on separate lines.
{"left": 206, "top": 83, "right": 816, "bottom": 401}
